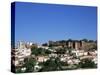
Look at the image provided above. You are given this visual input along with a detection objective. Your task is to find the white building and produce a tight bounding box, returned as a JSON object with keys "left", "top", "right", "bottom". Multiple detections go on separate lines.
{"left": 36, "top": 56, "right": 49, "bottom": 62}
{"left": 14, "top": 41, "right": 32, "bottom": 66}
{"left": 49, "top": 53, "right": 57, "bottom": 58}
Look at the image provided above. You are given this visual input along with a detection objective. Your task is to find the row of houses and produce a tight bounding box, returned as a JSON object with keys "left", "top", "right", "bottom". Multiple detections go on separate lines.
{"left": 35, "top": 50, "right": 97, "bottom": 64}
{"left": 11, "top": 41, "right": 97, "bottom": 69}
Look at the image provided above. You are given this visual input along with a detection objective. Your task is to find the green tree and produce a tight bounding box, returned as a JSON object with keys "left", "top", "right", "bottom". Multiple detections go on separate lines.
{"left": 23, "top": 57, "right": 36, "bottom": 72}
{"left": 16, "top": 68, "right": 23, "bottom": 73}
{"left": 31, "top": 47, "right": 38, "bottom": 55}
{"left": 79, "top": 58, "right": 97, "bottom": 68}
{"left": 42, "top": 43, "right": 48, "bottom": 46}
{"left": 39, "top": 57, "right": 58, "bottom": 71}
{"left": 81, "top": 39, "right": 88, "bottom": 42}
{"left": 45, "top": 49, "right": 51, "bottom": 54}
{"left": 56, "top": 48, "right": 66, "bottom": 54}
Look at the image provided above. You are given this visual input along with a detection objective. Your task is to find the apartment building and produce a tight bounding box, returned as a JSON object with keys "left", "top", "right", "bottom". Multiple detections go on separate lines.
{"left": 12, "top": 41, "right": 32, "bottom": 66}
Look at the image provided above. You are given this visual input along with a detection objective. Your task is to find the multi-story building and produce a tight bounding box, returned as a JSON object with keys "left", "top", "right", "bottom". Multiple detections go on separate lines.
{"left": 12, "top": 41, "right": 33, "bottom": 66}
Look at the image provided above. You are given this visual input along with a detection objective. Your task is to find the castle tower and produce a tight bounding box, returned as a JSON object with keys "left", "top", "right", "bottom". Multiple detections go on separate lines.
{"left": 74, "top": 41, "right": 80, "bottom": 50}
{"left": 68, "top": 41, "right": 73, "bottom": 48}
{"left": 81, "top": 41, "right": 86, "bottom": 50}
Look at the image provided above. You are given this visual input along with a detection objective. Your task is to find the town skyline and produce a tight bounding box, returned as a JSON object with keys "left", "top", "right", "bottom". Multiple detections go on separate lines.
{"left": 15, "top": 38, "right": 97, "bottom": 47}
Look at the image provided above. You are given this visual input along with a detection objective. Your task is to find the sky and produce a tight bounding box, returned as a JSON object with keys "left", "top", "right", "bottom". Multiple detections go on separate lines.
{"left": 15, "top": 2, "right": 97, "bottom": 44}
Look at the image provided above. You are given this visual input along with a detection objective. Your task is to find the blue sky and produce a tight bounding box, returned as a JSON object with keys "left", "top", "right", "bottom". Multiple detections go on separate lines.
{"left": 15, "top": 2, "right": 97, "bottom": 44}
